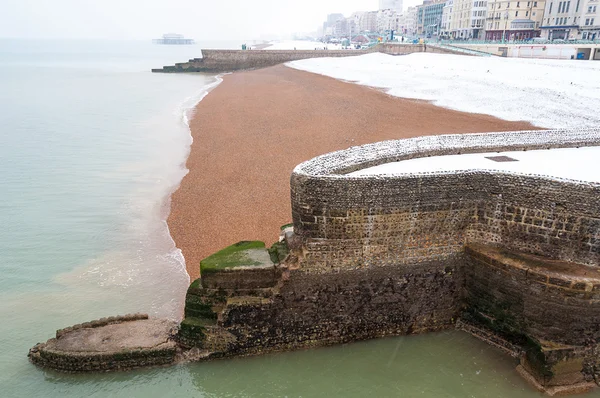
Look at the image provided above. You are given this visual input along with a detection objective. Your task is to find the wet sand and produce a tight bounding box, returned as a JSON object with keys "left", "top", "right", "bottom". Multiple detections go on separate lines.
{"left": 168, "top": 64, "right": 539, "bottom": 280}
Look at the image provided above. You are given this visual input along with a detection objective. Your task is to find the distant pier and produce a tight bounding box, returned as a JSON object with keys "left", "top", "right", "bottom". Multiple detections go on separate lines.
{"left": 153, "top": 33, "right": 195, "bottom": 45}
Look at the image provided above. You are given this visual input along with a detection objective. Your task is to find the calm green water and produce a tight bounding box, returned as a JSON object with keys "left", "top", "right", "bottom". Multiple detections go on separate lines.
{"left": 0, "top": 39, "right": 593, "bottom": 397}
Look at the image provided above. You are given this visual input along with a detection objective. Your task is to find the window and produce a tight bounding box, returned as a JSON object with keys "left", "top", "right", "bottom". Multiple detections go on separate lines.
{"left": 534, "top": 1, "right": 538, "bottom": 6}
{"left": 576, "top": 0, "right": 580, "bottom": 12}
{"left": 592, "top": 18, "right": 596, "bottom": 25}
{"left": 586, "top": 17, "right": 590, "bottom": 25}
{"left": 526, "top": 10, "right": 529, "bottom": 15}
{"left": 517, "top": 1, "right": 520, "bottom": 6}
{"left": 533, "top": 11, "right": 536, "bottom": 15}
{"left": 566, "top": 1, "right": 570, "bottom": 12}
{"left": 549, "top": 2, "right": 553, "bottom": 13}
{"left": 516, "top": 10, "right": 519, "bottom": 15}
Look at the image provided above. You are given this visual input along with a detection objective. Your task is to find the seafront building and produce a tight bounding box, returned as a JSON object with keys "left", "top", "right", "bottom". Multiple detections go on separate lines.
{"left": 318, "top": 0, "right": 600, "bottom": 41}
{"left": 447, "top": 0, "right": 488, "bottom": 38}
{"left": 540, "top": 0, "right": 599, "bottom": 40}
{"left": 378, "top": 9, "right": 402, "bottom": 33}
{"left": 416, "top": 0, "right": 446, "bottom": 36}
{"left": 399, "top": 7, "right": 419, "bottom": 35}
{"left": 485, "top": 0, "right": 546, "bottom": 40}
{"left": 319, "top": 8, "right": 402, "bottom": 42}
{"left": 361, "top": 11, "right": 380, "bottom": 32}
{"left": 441, "top": 0, "right": 455, "bottom": 37}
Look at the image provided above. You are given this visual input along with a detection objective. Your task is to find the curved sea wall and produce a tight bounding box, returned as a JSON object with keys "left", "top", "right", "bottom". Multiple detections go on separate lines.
{"left": 30, "top": 128, "right": 600, "bottom": 394}
{"left": 289, "top": 128, "right": 600, "bottom": 394}
{"left": 291, "top": 129, "right": 600, "bottom": 270}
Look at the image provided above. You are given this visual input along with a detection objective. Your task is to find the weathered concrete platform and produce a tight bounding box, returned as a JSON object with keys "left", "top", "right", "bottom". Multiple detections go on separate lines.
{"left": 29, "top": 314, "right": 178, "bottom": 372}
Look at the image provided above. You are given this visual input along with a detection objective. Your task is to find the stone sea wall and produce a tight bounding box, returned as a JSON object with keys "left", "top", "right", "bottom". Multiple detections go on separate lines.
{"left": 30, "top": 128, "right": 600, "bottom": 394}
{"left": 291, "top": 128, "right": 600, "bottom": 270}
{"left": 151, "top": 44, "right": 464, "bottom": 73}
{"left": 287, "top": 128, "right": 600, "bottom": 393}
{"left": 152, "top": 49, "right": 372, "bottom": 73}
{"left": 464, "top": 244, "right": 600, "bottom": 390}
{"left": 219, "top": 257, "right": 464, "bottom": 355}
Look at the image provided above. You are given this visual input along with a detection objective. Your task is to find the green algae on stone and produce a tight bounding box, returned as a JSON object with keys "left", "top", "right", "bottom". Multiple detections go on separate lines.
{"left": 268, "top": 241, "right": 289, "bottom": 264}
{"left": 279, "top": 223, "right": 293, "bottom": 231}
{"left": 199, "top": 241, "right": 271, "bottom": 274}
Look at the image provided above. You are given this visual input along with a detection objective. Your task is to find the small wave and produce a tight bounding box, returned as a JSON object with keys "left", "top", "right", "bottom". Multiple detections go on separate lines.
{"left": 178, "top": 74, "right": 225, "bottom": 128}
{"left": 166, "top": 73, "right": 225, "bottom": 277}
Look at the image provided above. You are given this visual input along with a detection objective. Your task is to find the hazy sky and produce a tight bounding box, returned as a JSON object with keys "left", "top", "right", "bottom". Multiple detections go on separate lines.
{"left": 1, "top": 0, "right": 420, "bottom": 41}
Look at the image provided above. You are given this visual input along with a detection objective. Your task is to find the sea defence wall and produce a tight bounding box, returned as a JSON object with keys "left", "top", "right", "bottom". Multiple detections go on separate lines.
{"left": 450, "top": 43, "right": 600, "bottom": 60}
{"left": 288, "top": 128, "right": 600, "bottom": 394}
{"left": 151, "top": 44, "right": 465, "bottom": 73}
{"left": 30, "top": 128, "right": 600, "bottom": 395}
{"left": 291, "top": 129, "right": 600, "bottom": 270}
{"left": 174, "top": 128, "right": 600, "bottom": 394}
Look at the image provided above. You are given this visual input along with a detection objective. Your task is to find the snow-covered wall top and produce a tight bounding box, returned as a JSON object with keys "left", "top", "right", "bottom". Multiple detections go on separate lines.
{"left": 293, "top": 128, "right": 600, "bottom": 179}
{"left": 290, "top": 128, "right": 600, "bottom": 270}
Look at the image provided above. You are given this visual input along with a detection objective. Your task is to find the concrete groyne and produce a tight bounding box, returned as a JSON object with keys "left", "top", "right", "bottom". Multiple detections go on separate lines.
{"left": 151, "top": 44, "right": 465, "bottom": 73}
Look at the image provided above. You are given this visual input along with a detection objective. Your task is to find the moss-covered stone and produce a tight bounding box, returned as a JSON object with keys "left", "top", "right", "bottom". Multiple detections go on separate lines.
{"left": 268, "top": 241, "right": 289, "bottom": 264}
{"left": 199, "top": 241, "right": 269, "bottom": 275}
{"left": 184, "top": 295, "right": 217, "bottom": 319}
{"left": 280, "top": 223, "right": 293, "bottom": 231}
{"left": 178, "top": 317, "right": 216, "bottom": 348}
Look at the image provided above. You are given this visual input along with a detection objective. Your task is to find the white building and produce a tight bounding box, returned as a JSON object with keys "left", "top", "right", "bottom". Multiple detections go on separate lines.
{"left": 441, "top": 0, "right": 455, "bottom": 36}
{"left": 540, "top": 0, "right": 600, "bottom": 40}
{"left": 379, "top": 0, "right": 404, "bottom": 13}
{"left": 450, "top": 0, "right": 487, "bottom": 38}
{"left": 378, "top": 9, "right": 401, "bottom": 33}
{"left": 399, "top": 6, "right": 419, "bottom": 35}
{"left": 471, "top": 0, "right": 488, "bottom": 38}
{"left": 361, "top": 11, "right": 380, "bottom": 32}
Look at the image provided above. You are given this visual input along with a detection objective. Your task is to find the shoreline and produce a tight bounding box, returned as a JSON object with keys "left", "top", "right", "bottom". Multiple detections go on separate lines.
{"left": 167, "top": 64, "right": 540, "bottom": 280}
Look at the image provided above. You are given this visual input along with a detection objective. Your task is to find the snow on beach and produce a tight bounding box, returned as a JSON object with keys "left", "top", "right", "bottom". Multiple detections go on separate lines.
{"left": 288, "top": 52, "right": 600, "bottom": 129}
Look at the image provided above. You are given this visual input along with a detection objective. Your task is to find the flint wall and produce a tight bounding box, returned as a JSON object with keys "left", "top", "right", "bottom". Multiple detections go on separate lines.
{"left": 291, "top": 129, "right": 600, "bottom": 271}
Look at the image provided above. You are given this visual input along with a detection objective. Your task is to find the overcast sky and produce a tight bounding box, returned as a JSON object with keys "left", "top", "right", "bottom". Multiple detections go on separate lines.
{"left": 1, "top": 0, "right": 421, "bottom": 41}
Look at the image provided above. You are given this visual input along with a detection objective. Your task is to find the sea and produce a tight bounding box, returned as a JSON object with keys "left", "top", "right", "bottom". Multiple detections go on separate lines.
{"left": 0, "top": 38, "right": 575, "bottom": 397}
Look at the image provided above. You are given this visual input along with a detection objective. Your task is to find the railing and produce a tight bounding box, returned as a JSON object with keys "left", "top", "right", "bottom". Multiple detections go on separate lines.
{"left": 429, "top": 43, "right": 494, "bottom": 56}
{"left": 427, "top": 39, "right": 600, "bottom": 45}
